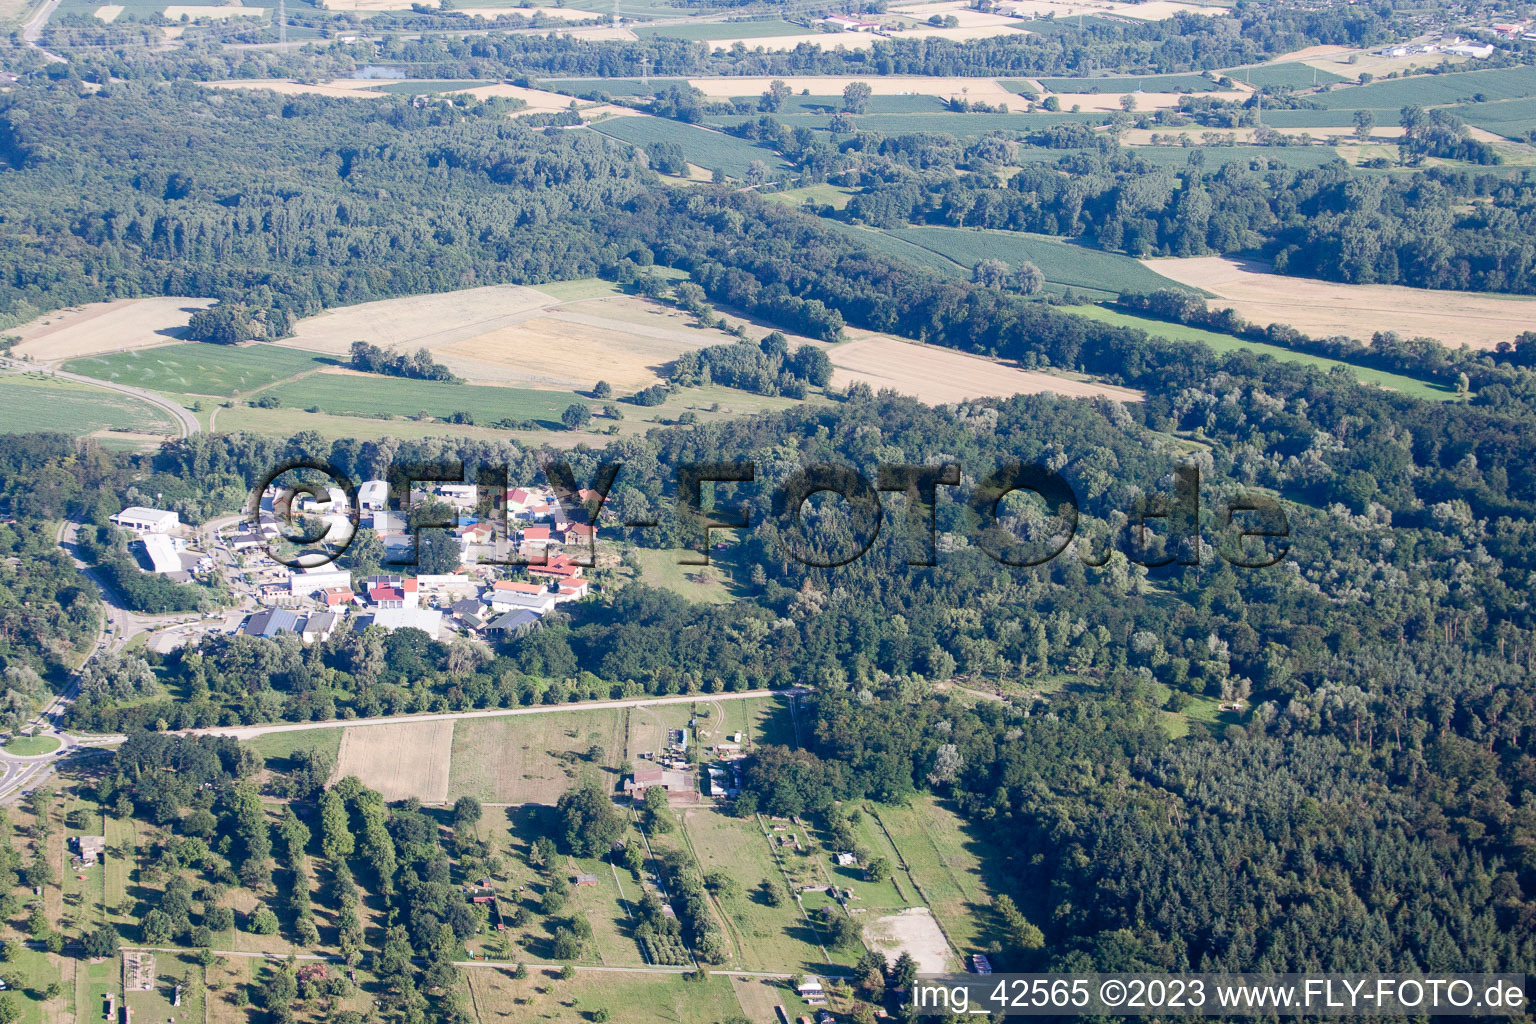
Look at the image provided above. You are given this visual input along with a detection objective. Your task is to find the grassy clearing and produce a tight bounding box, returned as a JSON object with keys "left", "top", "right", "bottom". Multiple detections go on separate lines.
{"left": 887, "top": 226, "right": 1188, "bottom": 296}
{"left": 1063, "top": 304, "right": 1458, "bottom": 400}
{"left": 2, "top": 735, "right": 61, "bottom": 756}
{"left": 587, "top": 117, "right": 789, "bottom": 178}
{"left": 622, "top": 545, "right": 744, "bottom": 604}
{"left": 447, "top": 710, "right": 627, "bottom": 805}
{"left": 465, "top": 963, "right": 744, "bottom": 1024}
{"left": 763, "top": 183, "right": 856, "bottom": 209}
{"left": 0, "top": 373, "right": 178, "bottom": 436}
{"left": 867, "top": 796, "right": 997, "bottom": 956}
{"left": 65, "top": 342, "right": 332, "bottom": 396}
{"left": 243, "top": 727, "right": 343, "bottom": 775}
{"left": 677, "top": 807, "right": 843, "bottom": 972}
{"left": 265, "top": 373, "right": 590, "bottom": 427}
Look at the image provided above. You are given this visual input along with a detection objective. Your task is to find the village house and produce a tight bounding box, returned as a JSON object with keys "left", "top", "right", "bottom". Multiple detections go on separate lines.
{"left": 72, "top": 835, "right": 106, "bottom": 866}
{"left": 486, "top": 609, "right": 540, "bottom": 637}
{"left": 368, "top": 576, "right": 420, "bottom": 608}
{"left": 242, "top": 608, "right": 303, "bottom": 639}
{"left": 300, "top": 612, "right": 339, "bottom": 644}
{"left": 358, "top": 479, "right": 389, "bottom": 511}
{"left": 555, "top": 580, "right": 590, "bottom": 602}
{"left": 527, "top": 553, "right": 584, "bottom": 581}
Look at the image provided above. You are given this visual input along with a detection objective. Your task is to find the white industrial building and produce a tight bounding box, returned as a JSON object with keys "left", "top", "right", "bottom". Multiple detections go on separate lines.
{"left": 112, "top": 507, "right": 179, "bottom": 535}
{"left": 289, "top": 565, "right": 353, "bottom": 597}
{"left": 369, "top": 606, "right": 443, "bottom": 639}
{"left": 140, "top": 534, "right": 183, "bottom": 575}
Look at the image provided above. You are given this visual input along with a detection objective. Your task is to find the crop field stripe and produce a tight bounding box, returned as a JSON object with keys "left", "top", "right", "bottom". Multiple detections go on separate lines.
{"left": 63, "top": 342, "right": 333, "bottom": 396}
{"left": 1313, "top": 64, "right": 1536, "bottom": 110}
{"left": 885, "top": 225, "right": 1190, "bottom": 295}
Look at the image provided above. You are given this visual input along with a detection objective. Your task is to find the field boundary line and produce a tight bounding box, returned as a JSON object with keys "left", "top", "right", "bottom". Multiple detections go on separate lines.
{"left": 866, "top": 805, "right": 965, "bottom": 963}
{"left": 753, "top": 813, "right": 834, "bottom": 965}
{"left": 674, "top": 812, "right": 745, "bottom": 963}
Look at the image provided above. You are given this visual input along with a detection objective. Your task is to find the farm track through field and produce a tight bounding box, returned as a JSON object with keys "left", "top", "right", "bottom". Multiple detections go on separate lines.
{"left": 208, "top": 365, "right": 333, "bottom": 432}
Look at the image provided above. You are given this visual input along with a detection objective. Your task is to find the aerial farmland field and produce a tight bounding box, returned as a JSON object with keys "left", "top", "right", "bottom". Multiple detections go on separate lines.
{"left": 262, "top": 372, "right": 591, "bottom": 427}
{"left": 0, "top": 373, "right": 179, "bottom": 437}
{"left": 65, "top": 343, "right": 331, "bottom": 396}
{"left": 446, "top": 708, "right": 628, "bottom": 805}
{"left": 334, "top": 719, "right": 455, "bottom": 802}
{"left": 886, "top": 226, "right": 1189, "bottom": 297}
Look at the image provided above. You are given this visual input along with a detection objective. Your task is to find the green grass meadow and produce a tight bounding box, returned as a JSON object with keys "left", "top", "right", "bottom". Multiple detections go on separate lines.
{"left": 65, "top": 343, "right": 332, "bottom": 397}
{"left": 0, "top": 374, "right": 179, "bottom": 436}
{"left": 886, "top": 226, "right": 1189, "bottom": 297}
{"left": 264, "top": 373, "right": 592, "bottom": 428}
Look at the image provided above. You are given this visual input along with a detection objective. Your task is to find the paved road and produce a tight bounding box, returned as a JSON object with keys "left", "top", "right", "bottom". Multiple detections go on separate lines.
{"left": 0, "top": 523, "right": 206, "bottom": 803}
{"left": 19, "top": 0, "right": 66, "bottom": 61}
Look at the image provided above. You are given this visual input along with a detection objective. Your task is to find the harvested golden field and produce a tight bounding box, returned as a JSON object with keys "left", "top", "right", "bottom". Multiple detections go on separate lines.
{"left": 1105, "top": 0, "right": 1229, "bottom": 18}
{"left": 276, "top": 284, "right": 556, "bottom": 358}
{"left": 689, "top": 74, "right": 1022, "bottom": 108}
{"left": 828, "top": 335, "right": 1144, "bottom": 404}
{"left": 203, "top": 78, "right": 386, "bottom": 99}
{"left": 10, "top": 297, "right": 215, "bottom": 361}
{"left": 890, "top": 0, "right": 1021, "bottom": 26}
{"left": 334, "top": 720, "right": 453, "bottom": 802}
{"left": 278, "top": 286, "right": 736, "bottom": 391}
{"left": 94, "top": 4, "right": 124, "bottom": 19}
{"left": 1140, "top": 255, "right": 1536, "bottom": 350}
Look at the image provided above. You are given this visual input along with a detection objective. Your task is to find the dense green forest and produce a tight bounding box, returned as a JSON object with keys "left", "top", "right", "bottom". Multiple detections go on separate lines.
{"left": 0, "top": 4, "right": 1534, "bottom": 1017}
{"left": 21, "top": 2, "right": 1406, "bottom": 85}
{"left": 0, "top": 82, "right": 648, "bottom": 330}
